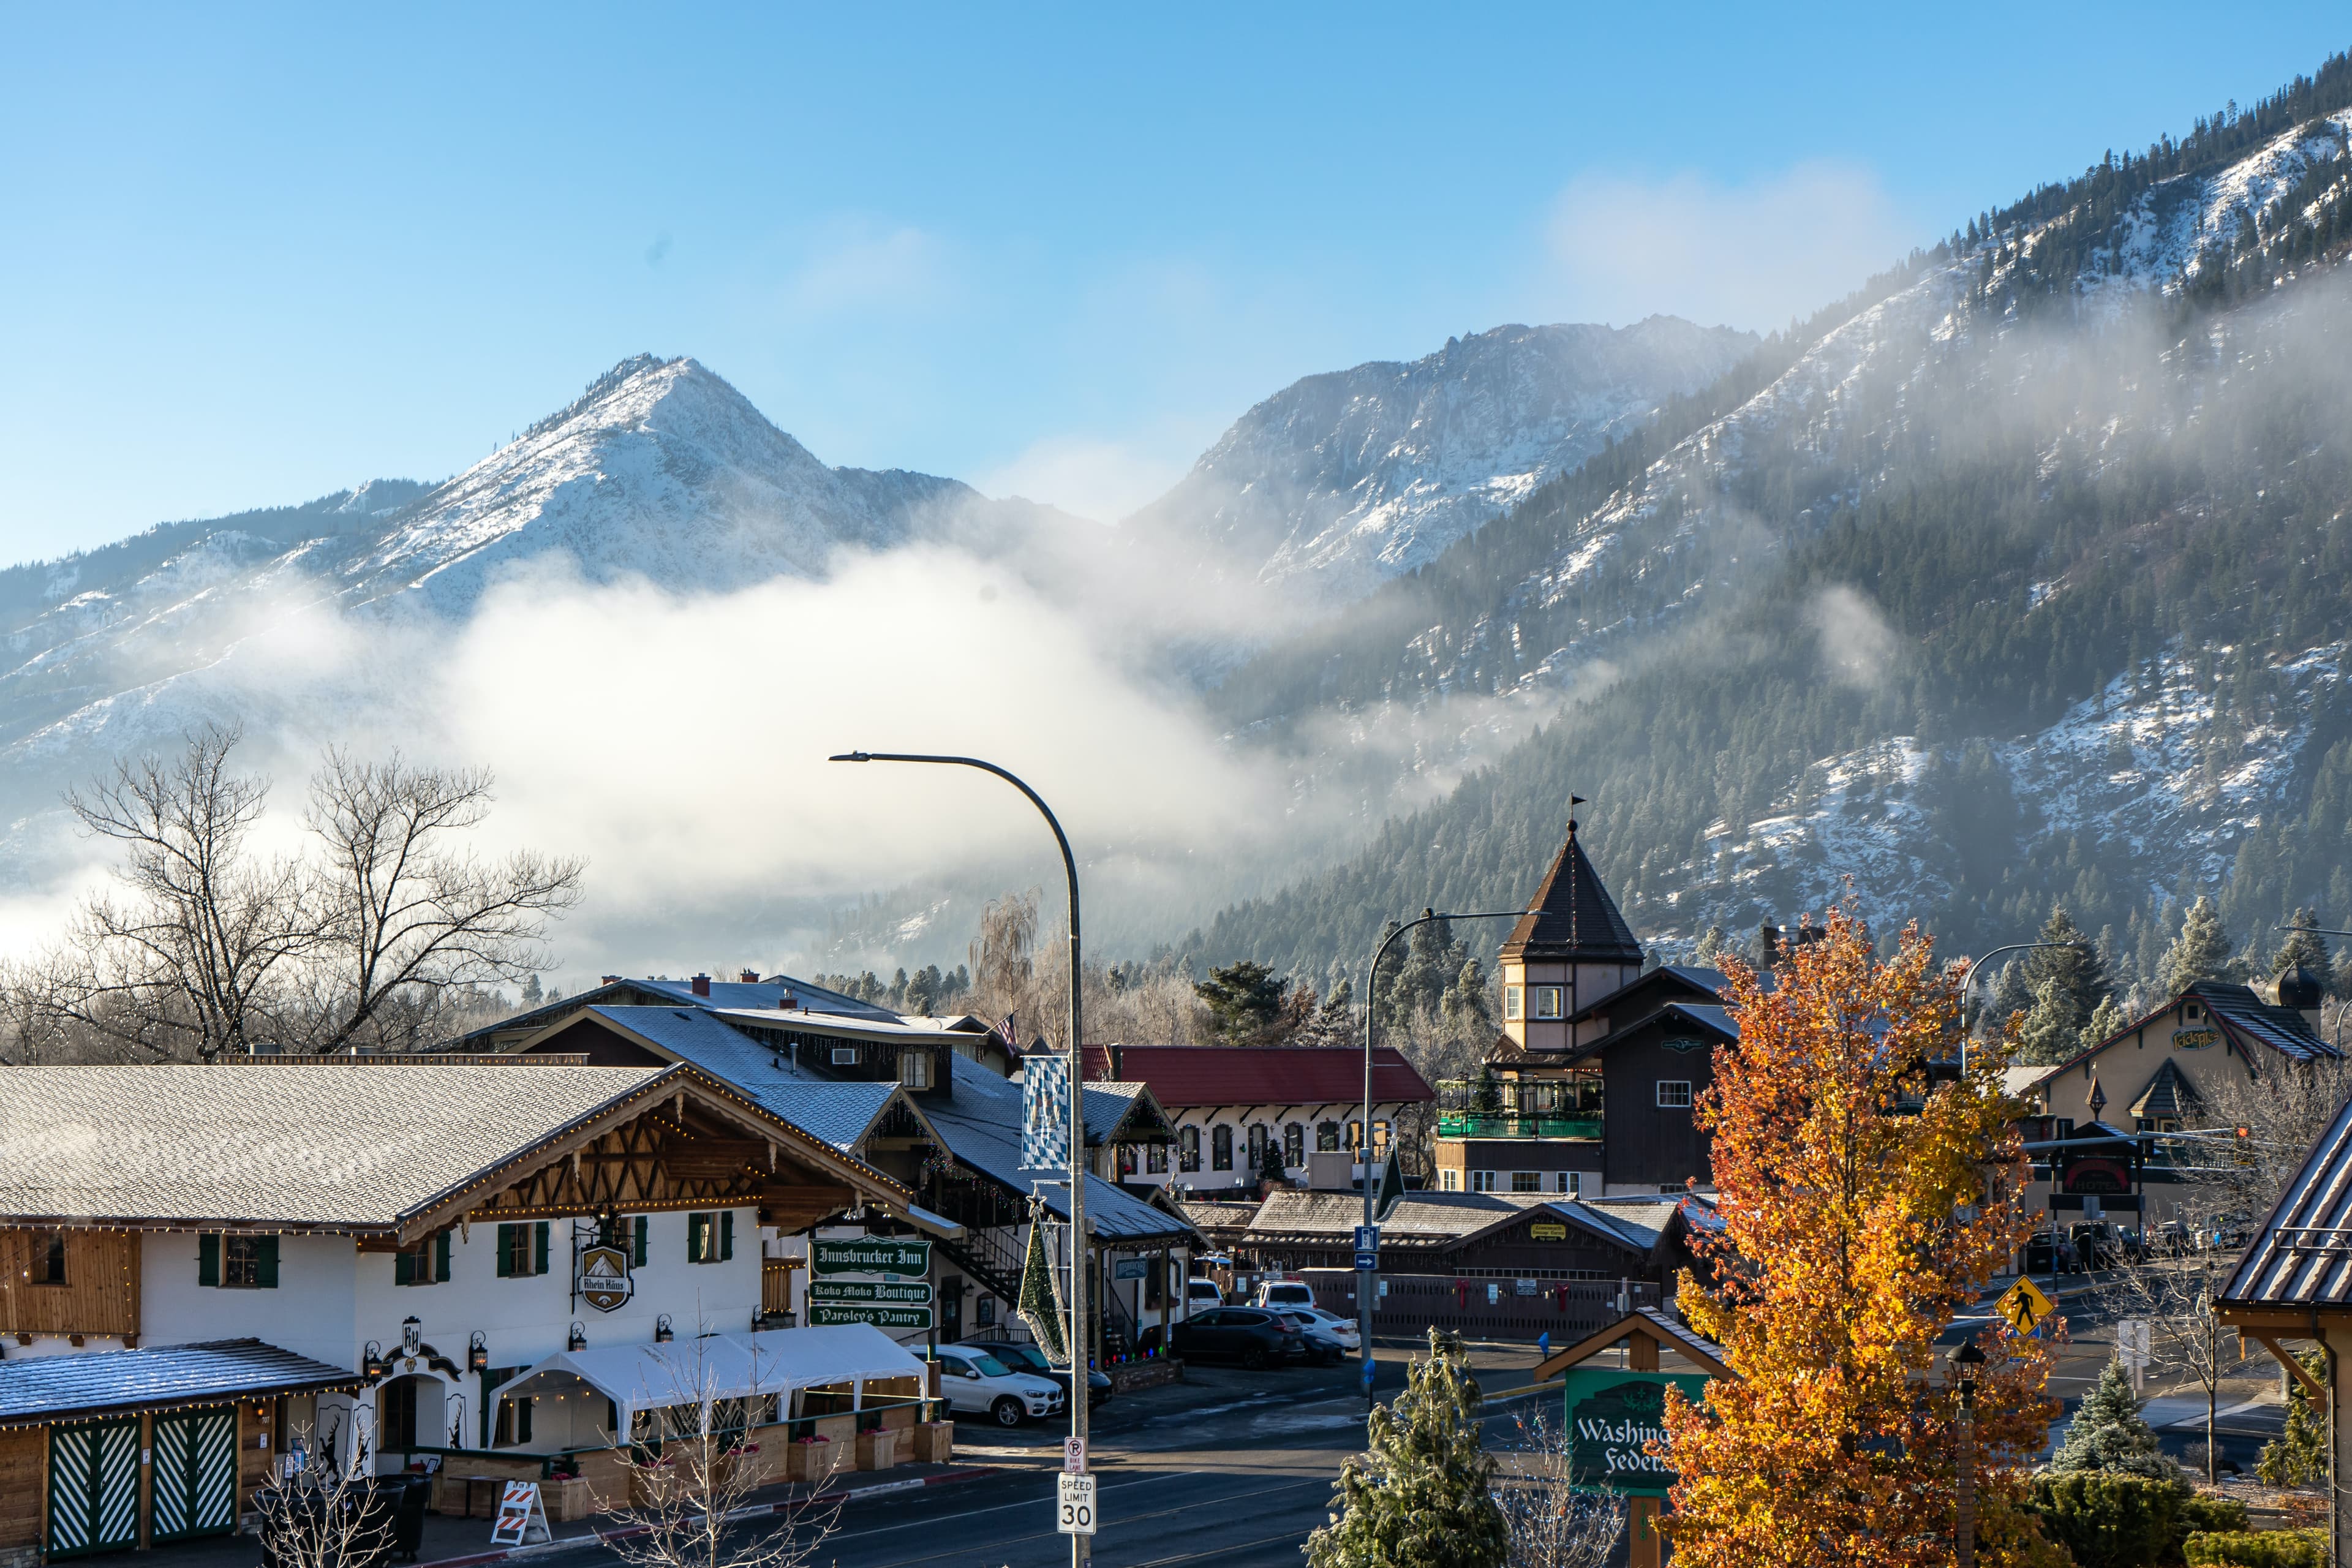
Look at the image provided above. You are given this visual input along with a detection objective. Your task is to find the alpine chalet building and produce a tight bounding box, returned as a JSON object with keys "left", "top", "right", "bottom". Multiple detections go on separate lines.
{"left": 1433, "top": 820, "right": 1733, "bottom": 1199}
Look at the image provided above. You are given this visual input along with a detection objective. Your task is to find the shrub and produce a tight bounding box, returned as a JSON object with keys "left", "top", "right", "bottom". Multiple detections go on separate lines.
{"left": 2184, "top": 1528, "right": 2329, "bottom": 1567}
{"left": 2027, "top": 1472, "right": 2188, "bottom": 1568}
{"left": 2181, "top": 1494, "right": 2250, "bottom": 1536}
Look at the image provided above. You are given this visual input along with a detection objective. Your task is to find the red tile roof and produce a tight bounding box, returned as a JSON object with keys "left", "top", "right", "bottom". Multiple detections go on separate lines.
{"left": 1077, "top": 1044, "right": 1434, "bottom": 1108}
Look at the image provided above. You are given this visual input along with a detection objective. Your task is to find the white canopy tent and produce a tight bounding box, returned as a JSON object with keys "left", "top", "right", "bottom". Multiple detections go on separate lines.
{"left": 487, "top": 1323, "right": 929, "bottom": 1442}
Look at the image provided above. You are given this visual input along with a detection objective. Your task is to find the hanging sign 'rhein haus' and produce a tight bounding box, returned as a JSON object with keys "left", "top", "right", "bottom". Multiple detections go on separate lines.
{"left": 577, "top": 1243, "right": 634, "bottom": 1313}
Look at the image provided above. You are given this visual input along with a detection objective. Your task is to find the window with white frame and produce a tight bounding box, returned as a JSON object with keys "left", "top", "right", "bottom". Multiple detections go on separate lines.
{"left": 1656, "top": 1080, "right": 1693, "bottom": 1109}
{"left": 1555, "top": 1172, "right": 1580, "bottom": 1196}
{"left": 1510, "top": 1171, "right": 1542, "bottom": 1193}
{"left": 1439, "top": 1169, "right": 1461, "bottom": 1191}
{"left": 1531, "top": 986, "right": 1565, "bottom": 1019}
{"left": 1503, "top": 986, "right": 1523, "bottom": 1020}
{"left": 1471, "top": 1170, "right": 1497, "bottom": 1193}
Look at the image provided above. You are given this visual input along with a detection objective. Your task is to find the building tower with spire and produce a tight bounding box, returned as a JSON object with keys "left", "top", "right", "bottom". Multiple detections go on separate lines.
{"left": 1496, "top": 816, "right": 1645, "bottom": 1054}
{"left": 1433, "top": 814, "right": 1736, "bottom": 1200}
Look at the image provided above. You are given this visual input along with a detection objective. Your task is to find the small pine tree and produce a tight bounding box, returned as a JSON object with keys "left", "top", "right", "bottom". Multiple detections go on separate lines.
{"left": 2256, "top": 1349, "right": 2328, "bottom": 1488}
{"left": 1306, "top": 1329, "right": 1507, "bottom": 1568}
{"left": 519, "top": 973, "right": 543, "bottom": 1008}
{"left": 2048, "top": 1357, "right": 2174, "bottom": 1479}
{"left": 2018, "top": 906, "right": 2114, "bottom": 1063}
{"left": 2160, "top": 897, "right": 2234, "bottom": 995}
{"left": 2272, "top": 911, "right": 2330, "bottom": 987}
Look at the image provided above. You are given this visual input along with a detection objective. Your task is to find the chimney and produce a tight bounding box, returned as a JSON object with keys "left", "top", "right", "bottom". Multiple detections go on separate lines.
{"left": 739, "top": 969, "right": 761, "bottom": 985}
{"left": 600, "top": 974, "right": 622, "bottom": 986}
{"left": 690, "top": 973, "right": 711, "bottom": 998}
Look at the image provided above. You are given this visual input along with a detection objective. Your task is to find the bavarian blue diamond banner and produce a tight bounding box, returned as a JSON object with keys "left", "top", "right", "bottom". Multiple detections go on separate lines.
{"left": 1021, "top": 1051, "right": 1071, "bottom": 1170}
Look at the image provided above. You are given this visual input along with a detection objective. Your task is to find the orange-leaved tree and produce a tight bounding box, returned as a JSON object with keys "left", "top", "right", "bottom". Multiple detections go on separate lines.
{"left": 1661, "top": 903, "right": 2064, "bottom": 1568}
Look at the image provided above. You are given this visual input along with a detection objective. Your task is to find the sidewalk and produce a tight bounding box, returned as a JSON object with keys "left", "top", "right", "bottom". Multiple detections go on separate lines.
{"left": 142, "top": 1462, "right": 1000, "bottom": 1568}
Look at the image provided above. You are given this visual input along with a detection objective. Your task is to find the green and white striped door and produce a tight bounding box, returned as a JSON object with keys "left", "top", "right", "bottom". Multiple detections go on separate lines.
{"left": 151, "top": 1407, "right": 239, "bottom": 1541}
{"left": 47, "top": 1417, "right": 140, "bottom": 1558}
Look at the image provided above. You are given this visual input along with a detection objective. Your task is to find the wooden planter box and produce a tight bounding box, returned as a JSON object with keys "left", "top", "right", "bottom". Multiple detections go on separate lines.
{"left": 905, "top": 1422, "right": 954, "bottom": 1464}
{"left": 543, "top": 1476, "right": 597, "bottom": 1522}
{"left": 783, "top": 1439, "right": 838, "bottom": 1485}
{"left": 1108, "top": 1359, "right": 1184, "bottom": 1394}
{"left": 854, "top": 1430, "right": 897, "bottom": 1472}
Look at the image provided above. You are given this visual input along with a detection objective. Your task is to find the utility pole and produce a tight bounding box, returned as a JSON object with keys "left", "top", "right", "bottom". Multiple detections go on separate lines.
{"left": 1358, "top": 905, "right": 1521, "bottom": 1404}
{"left": 831, "top": 751, "right": 1087, "bottom": 1568}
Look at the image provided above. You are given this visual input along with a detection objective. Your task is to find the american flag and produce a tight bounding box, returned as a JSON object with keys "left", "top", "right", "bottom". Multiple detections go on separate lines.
{"left": 992, "top": 1012, "right": 1018, "bottom": 1049}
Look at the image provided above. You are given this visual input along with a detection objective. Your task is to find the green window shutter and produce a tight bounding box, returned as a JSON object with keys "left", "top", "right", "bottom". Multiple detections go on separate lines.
{"left": 256, "top": 1236, "right": 279, "bottom": 1289}
{"left": 436, "top": 1231, "right": 452, "bottom": 1283}
{"left": 633, "top": 1216, "right": 647, "bottom": 1267}
{"left": 720, "top": 1210, "right": 734, "bottom": 1262}
{"left": 533, "top": 1222, "right": 549, "bottom": 1277}
{"left": 687, "top": 1213, "right": 707, "bottom": 1263}
{"left": 198, "top": 1235, "right": 219, "bottom": 1287}
{"left": 497, "top": 1223, "right": 514, "bottom": 1279}
{"left": 396, "top": 1250, "right": 415, "bottom": 1287}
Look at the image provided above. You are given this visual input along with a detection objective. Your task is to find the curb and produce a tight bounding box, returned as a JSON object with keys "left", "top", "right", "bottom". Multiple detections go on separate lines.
{"left": 417, "top": 1468, "right": 1000, "bottom": 1568}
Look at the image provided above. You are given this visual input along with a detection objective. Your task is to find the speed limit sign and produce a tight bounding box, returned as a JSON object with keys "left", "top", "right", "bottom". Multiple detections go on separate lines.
{"left": 1056, "top": 1472, "right": 1098, "bottom": 1536}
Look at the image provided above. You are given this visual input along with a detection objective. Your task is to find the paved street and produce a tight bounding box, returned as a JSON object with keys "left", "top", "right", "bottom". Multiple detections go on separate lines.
{"left": 483, "top": 1276, "right": 2303, "bottom": 1568}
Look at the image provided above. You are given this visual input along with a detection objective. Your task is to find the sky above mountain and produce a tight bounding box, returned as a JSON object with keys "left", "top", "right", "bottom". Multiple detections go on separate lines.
{"left": 4, "top": 6, "right": 2348, "bottom": 558}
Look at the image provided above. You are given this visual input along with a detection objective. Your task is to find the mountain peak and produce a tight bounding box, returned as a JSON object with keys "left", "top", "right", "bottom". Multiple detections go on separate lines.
{"left": 1128, "top": 315, "right": 1757, "bottom": 605}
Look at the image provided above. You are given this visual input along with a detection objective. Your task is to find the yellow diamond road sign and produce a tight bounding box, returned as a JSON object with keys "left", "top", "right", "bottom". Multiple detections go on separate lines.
{"left": 1996, "top": 1277, "right": 2056, "bottom": 1333}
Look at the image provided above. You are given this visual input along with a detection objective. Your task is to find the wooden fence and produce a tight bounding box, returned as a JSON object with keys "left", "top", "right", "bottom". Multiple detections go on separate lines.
{"left": 1301, "top": 1270, "right": 1659, "bottom": 1341}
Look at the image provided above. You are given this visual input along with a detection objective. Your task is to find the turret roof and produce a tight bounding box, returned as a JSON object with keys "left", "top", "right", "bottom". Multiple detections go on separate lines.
{"left": 1499, "top": 819, "right": 1643, "bottom": 963}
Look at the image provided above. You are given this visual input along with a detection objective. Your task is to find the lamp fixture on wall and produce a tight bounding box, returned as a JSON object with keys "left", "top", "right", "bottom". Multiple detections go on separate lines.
{"left": 361, "top": 1340, "right": 388, "bottom": 1379}
{"left": 654, "top": 1314, "right": 674, "bottom": 1343}
{"left": 467, "top": 1331, "right": 489, "bottom": 1373}
{"left": 568, "top": 1322, "right": 587, "bottom": 1351}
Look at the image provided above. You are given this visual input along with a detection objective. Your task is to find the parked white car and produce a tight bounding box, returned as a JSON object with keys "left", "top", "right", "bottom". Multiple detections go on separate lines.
{"left": 1253, "top": 1280, "right": 1317, "bottom": 1311}
{"left": 1289, "top": 1306, "right": 1360, "bottom": 1351}
{"left": 1186, "top": 1278, "right": 1226, "bottom": 1314}
{"left": 931, "top": 1345, "right": 1066, "bottom": 1427}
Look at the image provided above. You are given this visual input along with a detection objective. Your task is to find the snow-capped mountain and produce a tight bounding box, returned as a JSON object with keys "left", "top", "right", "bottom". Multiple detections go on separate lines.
{"left": 1194, "top": 75, "right": 2352, "bottom": 985}
{"left": 0, "top": 354, "right": 997, "bottom": 783}
{"left": 1127, "top": 317, "right": 1755, "bottom": 606}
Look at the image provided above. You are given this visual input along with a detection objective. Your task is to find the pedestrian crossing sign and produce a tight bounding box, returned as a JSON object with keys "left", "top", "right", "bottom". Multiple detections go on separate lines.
{"left": 1995, "top": 1277, "right": 2056, "bottom": 1334}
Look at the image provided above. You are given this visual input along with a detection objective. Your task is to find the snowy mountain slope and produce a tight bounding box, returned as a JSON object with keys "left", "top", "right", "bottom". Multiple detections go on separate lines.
{"left": 1128, "top": 317, "right": 1755, "bottom": 606}
{"left": 0, "top": 355, "right": 995, "bottom": 778}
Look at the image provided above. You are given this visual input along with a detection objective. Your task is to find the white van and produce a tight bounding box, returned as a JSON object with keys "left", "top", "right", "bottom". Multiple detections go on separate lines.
{"left": 1186, "top": 1278, "right": 1226, "bottom": 1314}
{"left": 931, "top": 1344, "right": 1066, "bottom": 1428}
{"left": 1254, "top": 1280, "right": 1316, "bottom": 1311}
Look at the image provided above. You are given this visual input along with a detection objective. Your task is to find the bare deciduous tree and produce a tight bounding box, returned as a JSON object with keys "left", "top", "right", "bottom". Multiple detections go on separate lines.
{"left": 608, "top": 1343, "right": 845, "bottom": 1568}
{"left": 254, "top": 1420, "right": 391, "bottom": 1568}
{"left": 36, "top": 723, "right": 323, "bottom": 1060}
{"left": 2100, "top": 1194, "right": 2246, "bottom": 1484}
{"left": 1491, "top": 1404, "right": 1627, "bottom": 1568}
{"left": 9, "top": 728, "right": 582, "bottom": 1059}
{"left": 303, "top": 749, "right": 584, "bottom": 1052}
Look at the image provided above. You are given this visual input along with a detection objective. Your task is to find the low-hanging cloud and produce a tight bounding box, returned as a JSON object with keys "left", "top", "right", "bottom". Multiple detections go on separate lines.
{"left": 1807, "top": 584, "right": 1902, "bottom": 690}
{"left": 0, "top": 543, "right": 1303, "bottom": 986}
{"left": 1547, "top": 161, "right": 1916, "bottom": 331}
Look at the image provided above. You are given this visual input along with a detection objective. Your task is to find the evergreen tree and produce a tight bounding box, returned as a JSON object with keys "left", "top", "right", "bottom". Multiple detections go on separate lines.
{"left": 519, "top": 973, "right": 543, "bottom": 1008}
{"left": 2048, "top": 1357, "right": 2174, "bottom": 1479}
{"left": 2159, "top": 897, "right": 2234, "bottom": 995}
{"left": 1258, "top": 1134, "right": 1288, "bottom": 1188}
{"left": 2272, "top": 909, "right": 2330, "bottom": 986}
{"left": 2256, "top": 1348, "right": 2328, "bottom": 1487}
{"left": 1305, "top": 1329, "right": 1507, "bottom": 1568}
{"left": 1694, "top": 924, "right": 1728, "bottom": 966}
{"left": 1194, "top": 960, "right": 1289, "bottom": 1042}
{"left": 2017, "top": 905, "right": 2113, "bottom": 1062}
{"left": 2083, "top": 993, "right": 2127, "bottom": 1048}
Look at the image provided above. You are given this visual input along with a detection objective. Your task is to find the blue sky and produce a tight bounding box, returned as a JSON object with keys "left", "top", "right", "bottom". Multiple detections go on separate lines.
{"left": 3, "top": 6, "right": 2346, "bottom": 558}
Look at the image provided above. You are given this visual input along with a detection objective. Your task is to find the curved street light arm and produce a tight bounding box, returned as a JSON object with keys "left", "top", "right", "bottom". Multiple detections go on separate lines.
{"left": 1958, "top": 940, "right": 2090, "bottom": 1073}
{"left": 830, "top": 750, "right": 1087, "bottom": 1528}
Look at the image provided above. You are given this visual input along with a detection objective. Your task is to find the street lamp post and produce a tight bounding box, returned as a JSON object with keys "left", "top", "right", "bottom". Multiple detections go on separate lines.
{"left": 829, "top": 751, "right": 1087, "bottom": 1562}
{"left": 1956, "top": 941, "right": 2091, "bottom": 1072}
{"left": 1952, "top": 1340, "right": 1984, "bottom": 1568}
{"left": 1358, "top": 906, "right": 1523, "bottom": 1404}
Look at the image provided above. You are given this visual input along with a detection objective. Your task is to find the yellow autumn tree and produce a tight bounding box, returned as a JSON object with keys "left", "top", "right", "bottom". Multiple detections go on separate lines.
{"left": 1662, "top": 904, "right": 2064, "bottom": 1568}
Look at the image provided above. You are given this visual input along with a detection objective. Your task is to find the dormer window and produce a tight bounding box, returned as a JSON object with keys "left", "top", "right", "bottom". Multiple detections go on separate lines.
{"left": 2184, "top": 1005, "right": 2203, "bottom": 1020}
{"left": 899, "top": 1051, "right": 932, "bottom": 1090}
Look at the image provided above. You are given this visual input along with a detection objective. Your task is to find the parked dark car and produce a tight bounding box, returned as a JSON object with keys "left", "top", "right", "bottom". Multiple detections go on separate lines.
{"left": 962, "top": 1340, "right": 1113, "bottom": 1409}
{"left": 1169, "top": 1306, "right": 1309, "bottom": 1369}
{"left": 2024, "top": 1227, "right": 2081, "bottom": 1274}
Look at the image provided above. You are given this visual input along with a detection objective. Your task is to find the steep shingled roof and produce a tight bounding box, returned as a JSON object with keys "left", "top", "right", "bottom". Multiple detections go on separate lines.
{"left": 1499, "top": 820, "right": 1643, "bottom": 964}
{"left": 1076, "top": 1044, "right": 1433, "bottom": 1109}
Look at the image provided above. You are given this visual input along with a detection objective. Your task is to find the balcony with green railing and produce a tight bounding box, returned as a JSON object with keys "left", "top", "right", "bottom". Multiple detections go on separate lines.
{"left": 1434, "top": 1076, "right": 1604, "bottom": 1142}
